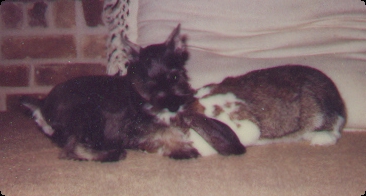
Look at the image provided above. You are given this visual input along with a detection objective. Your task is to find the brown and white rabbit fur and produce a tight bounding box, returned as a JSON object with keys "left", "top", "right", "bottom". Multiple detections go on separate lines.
{"left": 20, "top": 25, "right": 245, "bottom": 162}
{"left": 194, "top": 65, "right": 346, "bottom": 148}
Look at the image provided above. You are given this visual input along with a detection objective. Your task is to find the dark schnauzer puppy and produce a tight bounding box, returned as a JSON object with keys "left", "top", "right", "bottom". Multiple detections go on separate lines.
{"left": 21, "top": 25, "right": 245, "bottom": 162}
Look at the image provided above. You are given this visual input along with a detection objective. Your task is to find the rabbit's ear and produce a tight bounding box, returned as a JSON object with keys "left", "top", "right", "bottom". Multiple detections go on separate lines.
{"left": 185, "top": 113, "right": 246, "bottom": 156}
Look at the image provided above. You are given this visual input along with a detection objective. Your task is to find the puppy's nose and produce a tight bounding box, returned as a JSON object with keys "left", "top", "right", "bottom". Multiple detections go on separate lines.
{"left": 168, "top": 105, "right": 180, "bottom": 112}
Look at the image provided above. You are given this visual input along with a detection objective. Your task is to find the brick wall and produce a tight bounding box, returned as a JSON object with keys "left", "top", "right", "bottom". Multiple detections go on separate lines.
{"left": 0, "top": 0, "right": 108, "bottom": 112}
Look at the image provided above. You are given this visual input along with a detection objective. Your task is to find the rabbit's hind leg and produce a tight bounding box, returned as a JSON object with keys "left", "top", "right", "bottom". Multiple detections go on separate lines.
{"left": 303, "top": 115, "right": 345, "bottom": 146}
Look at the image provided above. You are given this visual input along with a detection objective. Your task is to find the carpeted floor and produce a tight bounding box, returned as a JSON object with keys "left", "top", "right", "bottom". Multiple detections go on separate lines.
{"left": 1, "top": 112, "right": 365, "bottom": 196}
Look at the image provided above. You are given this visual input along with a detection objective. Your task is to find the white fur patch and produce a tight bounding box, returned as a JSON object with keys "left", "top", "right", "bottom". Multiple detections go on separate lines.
{"left": 303, "top": 115, "right": 345, "bottom": 146}
{"left": 33, "top": 109, "right": 55, "bottom": 136}
{"left": 312, "top": 113, "right": 324, "bottom": 129}
{"left": 199, "top": 93, "right": 243, "bottom": 117}
{"left": 188, "top": 128, "right": 217, "bottom": 156}
{"left": 304, "top": 131, "right": 338, "bottom": 146}
{"left": 195, "top": 86, "right": 212, "bottom": 98}
{"left": 156, "top": 108, "right": 180, "bottom": 125}
{"left": 74, "top": 144, "right": 97, "bottom": 161}
{"left": 198, "top": 93, "right": 261, "bottom": 146}
{"left": 144, "top": 104, "right": 181, "bottom": 125}
{"left": 233, "top": 120, "right": 261, "bottom": 146}
{"left": 331, "top": 116, "right": 345, "bottom": 139}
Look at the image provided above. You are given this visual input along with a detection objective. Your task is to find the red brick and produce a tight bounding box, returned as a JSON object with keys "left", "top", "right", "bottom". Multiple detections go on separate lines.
{"left": 54, "top": 0, "right": 75, "bottom": 28}
{"left": 35, "top": 63, "right": 106, "bottom": 86}
{"left": 0, "top": 65, "right": 29, "bottom": 87}
{"left": 81, "top": 0, "right": 104, "bottom": 27}
{"left": 27, "top": 1, "right": 48, "bottom": 27}
{"left": 1, "top": 2, "right": 24, "bottom": 29}
{"left": 1, "top": 35, "right": 76, "bottom": 59}
{"left": 82, "top": 35, "right": 107, "bottom": 58}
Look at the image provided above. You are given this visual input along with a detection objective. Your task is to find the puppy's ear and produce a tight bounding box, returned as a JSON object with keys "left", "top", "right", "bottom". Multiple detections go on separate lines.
{"left": 165, "top": 24, "right": 187, "bottom": 53}
{"left": 121, "top": 35, "right": 141, "bottom": 61}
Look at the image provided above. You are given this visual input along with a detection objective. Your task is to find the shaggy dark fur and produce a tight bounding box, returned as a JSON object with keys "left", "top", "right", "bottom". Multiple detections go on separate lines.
{"left": 21, "top": 25, "right": 245, "bottom": 162}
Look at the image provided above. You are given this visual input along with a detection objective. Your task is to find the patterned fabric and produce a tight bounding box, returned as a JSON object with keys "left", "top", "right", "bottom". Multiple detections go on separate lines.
{"left": 103, "top": 0, "right": 130, "bottom": 76}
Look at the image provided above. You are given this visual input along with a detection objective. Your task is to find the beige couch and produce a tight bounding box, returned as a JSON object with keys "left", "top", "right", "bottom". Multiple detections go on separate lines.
{"left": 116, "top": 0, "right": 366, "bottom": 130}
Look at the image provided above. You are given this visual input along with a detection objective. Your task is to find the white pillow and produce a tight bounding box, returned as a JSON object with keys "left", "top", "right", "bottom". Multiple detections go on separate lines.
{"left": 137, "top": 0, "right": 366, "bottom": 57}
{"left": 136, "top": 0, "right": 366, "bottom": 129}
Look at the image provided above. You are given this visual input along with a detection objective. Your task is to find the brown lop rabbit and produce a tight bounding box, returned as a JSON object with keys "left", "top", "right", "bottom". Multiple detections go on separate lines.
{"left": 195, "top": 65, "right": 346, "bottom": 147}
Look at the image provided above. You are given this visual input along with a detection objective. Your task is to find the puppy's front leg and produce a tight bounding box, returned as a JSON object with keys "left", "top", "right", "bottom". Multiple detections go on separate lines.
{"left": 139, "top": 126, "right": 199, "bottom": 159}
{"left": 59, "top": 135, "right": 127, "bottom": 162}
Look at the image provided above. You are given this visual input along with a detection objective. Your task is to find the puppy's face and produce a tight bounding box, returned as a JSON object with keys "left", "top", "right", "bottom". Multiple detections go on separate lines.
{"left": 124, "top": 25, "right": 194, "bottom": 113}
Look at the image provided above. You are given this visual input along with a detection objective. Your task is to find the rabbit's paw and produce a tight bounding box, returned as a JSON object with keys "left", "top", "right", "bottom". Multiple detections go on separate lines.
{"left": 303, "top": 131, "right": 338, "bottom": 146}
{"left": 233, "top": 119, "right": 261, "bottom": 146}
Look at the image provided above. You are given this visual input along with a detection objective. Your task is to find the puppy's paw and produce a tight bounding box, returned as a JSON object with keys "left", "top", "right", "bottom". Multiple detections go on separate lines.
{"left": 99, "top": 149, "right": 127, "bottom": 162}
{"left": 168, "top": 148, "right": 200, "bottom": 159}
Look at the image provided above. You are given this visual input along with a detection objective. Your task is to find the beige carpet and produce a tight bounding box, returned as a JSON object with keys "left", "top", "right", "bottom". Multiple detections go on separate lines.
{"left": 1, "top": 112, "right": 365, "bottom": 196}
